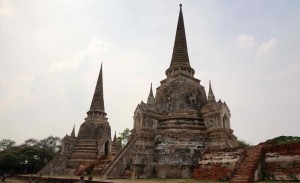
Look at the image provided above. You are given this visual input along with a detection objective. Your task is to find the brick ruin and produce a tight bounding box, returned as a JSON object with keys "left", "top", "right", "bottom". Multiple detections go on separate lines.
{"left": 192, "top": 142, "right": 300, "bottom": 182}
{"left": 40, "top": 4, "right": 300, "bottom": 182}
{"left": 263, "top": 142, "right": 300, "bottom": 181}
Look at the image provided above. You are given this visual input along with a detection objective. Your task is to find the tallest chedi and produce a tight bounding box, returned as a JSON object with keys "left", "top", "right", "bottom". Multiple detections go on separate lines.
{"left": 100, "top": 4, "right": 239, "bottom": 178}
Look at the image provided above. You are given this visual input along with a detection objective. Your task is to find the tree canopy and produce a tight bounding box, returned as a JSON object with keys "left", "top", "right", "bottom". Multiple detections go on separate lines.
{"left": 117, "top": 128, "right": 131, "bottom": 147}
{"left": 0, "top": 139, "right": 16, "bottom": 151}
{"left": 0, "top": 136, "right": 61, "bottom": 175}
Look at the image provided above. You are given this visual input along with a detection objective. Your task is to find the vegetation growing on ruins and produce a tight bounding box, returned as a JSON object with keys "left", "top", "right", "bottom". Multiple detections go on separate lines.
{"left": 266, "top": 136, "right": 300, "bottom": 144}
{"left": 237, "top": 139, "right": 252, "bottom": 148}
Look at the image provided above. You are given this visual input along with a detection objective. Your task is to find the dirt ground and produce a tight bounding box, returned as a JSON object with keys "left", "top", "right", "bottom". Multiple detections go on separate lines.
{"left": 112, "top": 179, "right": 219, "bottom": 183}
{"left": 5, "top": 177, "right": 300, "bottom": 183}
{"left": 5, "top": 177, "right": 220, "bottom": 183}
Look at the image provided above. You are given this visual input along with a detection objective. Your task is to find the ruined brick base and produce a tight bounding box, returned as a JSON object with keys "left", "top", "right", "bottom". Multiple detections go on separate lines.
{"left": 263, "top": 143, "right": 300, "bottom": 181}
{"left": 193, "top": 148, "right": 244, "bottom": 180}
{"left": 155, "top": 165, "right": 194, "bottom": 178}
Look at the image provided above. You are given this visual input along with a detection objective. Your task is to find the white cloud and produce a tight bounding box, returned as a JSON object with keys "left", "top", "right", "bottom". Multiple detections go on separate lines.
{"left": 0, "top": 38, "right": 108, "bottom": 112}
{"left": 236, "top": 34, "right": 256, "bottom": 48}
{"left": 0, "top": 0, "right": 13, "bottom": 16}
{"left": 50, "top": 38, "right": 109, "bottom": 72}
{"left": 1, "top": 0, "right": 300, "bottom": 146}
{"left": 0, "top": 38, "right": 110, "bottom": 143}
{"left": 258, "top": 38, "right": 278, "bottom": 54}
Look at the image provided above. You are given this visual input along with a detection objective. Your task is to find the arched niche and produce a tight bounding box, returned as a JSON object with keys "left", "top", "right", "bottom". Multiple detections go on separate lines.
{"left": 135, "top": 112, "right": 142, "bottom": 129}
{"left": 223, "top": 114, "right": 229, "bottom": 129}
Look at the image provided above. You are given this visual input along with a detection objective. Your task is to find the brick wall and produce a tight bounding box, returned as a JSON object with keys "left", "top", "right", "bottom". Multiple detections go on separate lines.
{"left": 193, "top": 162, "right": 233, "bottom": 180}
{"left": 193, "top": 149, "right": 244, "bottom": 180}
{"left": 263, "top": 143, "right": 300, "bottom": 181}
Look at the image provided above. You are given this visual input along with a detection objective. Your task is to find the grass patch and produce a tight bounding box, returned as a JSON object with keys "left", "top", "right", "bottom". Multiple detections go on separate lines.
{"left": 266, "top": 136, "right": 300, "bottom": 144}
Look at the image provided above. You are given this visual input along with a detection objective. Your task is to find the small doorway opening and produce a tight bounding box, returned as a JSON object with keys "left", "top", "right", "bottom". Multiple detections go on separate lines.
{"left": 105, "top": 141, "right": 109, "bottom": 157}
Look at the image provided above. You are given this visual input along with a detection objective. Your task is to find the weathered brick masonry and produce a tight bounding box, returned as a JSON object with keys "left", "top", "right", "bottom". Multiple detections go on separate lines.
{"left": 193, "top": 148, "right": 244, "bottom": 180}
{"left": 263, "top": 143, "right": 300, "bottom": 181}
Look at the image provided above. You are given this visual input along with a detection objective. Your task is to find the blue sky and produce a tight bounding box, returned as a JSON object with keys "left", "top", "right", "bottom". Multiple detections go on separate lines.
{"left": 0, "top": 0, "right": 300, "bottom": 145}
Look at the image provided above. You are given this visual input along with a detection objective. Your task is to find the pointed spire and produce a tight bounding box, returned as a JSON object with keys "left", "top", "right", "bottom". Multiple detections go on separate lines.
{"left": 88, "top": 63, "right": 106, "bottom": 116}
{"left": 147, "top": 83, "right": 155, "bottom": 105}
{"left": 209, "top": 80, "right": 214, "bottom": 94}
{"left": 166, "top": 4, "right": 195, "bottom": 77}
{"left": 208, "top": 80, "right": 216, "bottom": 103}
{"left": 170, "top": 4, "right": 190, "bottom": 67}
{"left": 71, "top": 124, "right": 75, "bottom": 137}
{"left": 150, "top": 83, "right": 153, "bottom": 95}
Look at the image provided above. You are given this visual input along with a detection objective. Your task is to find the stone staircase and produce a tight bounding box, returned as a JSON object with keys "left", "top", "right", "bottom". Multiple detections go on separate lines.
{"left": 230, "top": 144, "right": 264, "bottom": 183}
{"left": 101, "top": 136, "right": 137, "bottom": 178}
{"left": 73, "top": 155, "right": 114, "bottom": 176}
{"left": 68, "top": 140, "right": 99, "bottom": 167}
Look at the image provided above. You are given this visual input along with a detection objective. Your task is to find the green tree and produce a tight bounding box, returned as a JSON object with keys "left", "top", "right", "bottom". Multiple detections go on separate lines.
{"left": 117, "top": 128, "right": 131, "bottom": 147}
{"left": 38, "top": 136, "right": 61, "bottom": 153}
{"left": 0, "top": 139, "right": 16, "bottom": 151}
{"left": 22, "top": 138, "right": 38, "bottom": 147}
{"left": 0, "top": 136, "right": 61, "bottom": 174}
{"left": 18, "top": 146, "right": 53, "bottom": 173}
